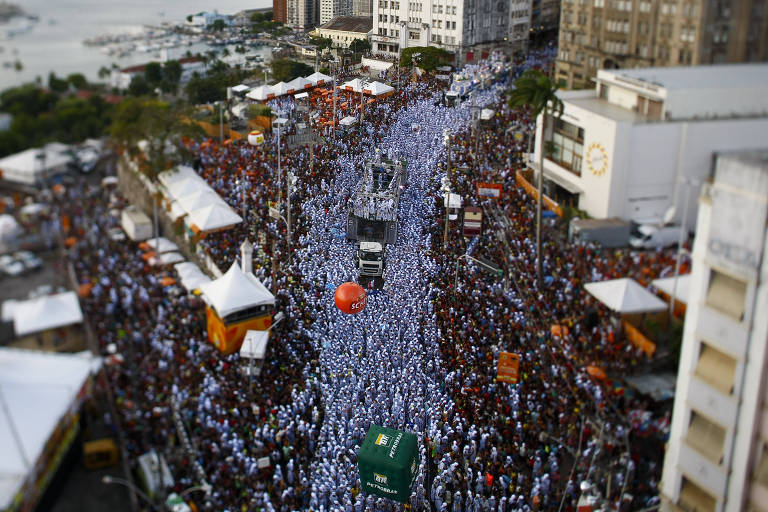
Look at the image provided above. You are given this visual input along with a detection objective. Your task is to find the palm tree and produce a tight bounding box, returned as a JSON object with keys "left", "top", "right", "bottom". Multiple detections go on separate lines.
{"left": 508, "top": 69, "right": 563, "bottom": 290}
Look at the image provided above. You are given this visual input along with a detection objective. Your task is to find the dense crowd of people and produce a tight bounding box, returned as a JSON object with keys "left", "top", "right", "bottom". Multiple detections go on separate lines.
{"left": 47, "top": 46, "right": 683, "bottom": 511}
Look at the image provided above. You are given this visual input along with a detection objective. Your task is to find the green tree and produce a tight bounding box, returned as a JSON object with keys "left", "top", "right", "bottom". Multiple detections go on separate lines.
{"left": 110, "top": 97, "right": 203, "bottom": 238}
{"left": 210, "top": 19, "right": 227, "bottom": 32}
{"left": 310, "top": 35, "right": 333, "bottom": 52}
{"left": 66, "top": 73, "right": 88, "bottom": 90}
{"left": 98, "top": 66, "right": 111, "bottom": 80}
{"left": 400, "top": 46, "right": 452, "bottom": 72}
{"left": 128, "top": 74, "right": 153, "bottom": 96}
{"left": 48, "top": 72, "right": 69, "bottom": 92}
{"left": 269, "top": 58, "right": 313, "bottom": 83}
{"left": 507, "top": 69, "right": 563, "bottom": 289}
{"left": 162, "top": 60, "right": 183, "bottom": 93}
{"left": 144, "top": 62, "right": 163, "bottom": 86}
{"left": 349, "top": 38, "right": 371, "bottom": 54}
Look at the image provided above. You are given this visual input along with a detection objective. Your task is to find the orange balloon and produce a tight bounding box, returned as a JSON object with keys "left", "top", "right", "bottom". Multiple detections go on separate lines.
{"left": 334, "top": 282, "right": 367, "bottom": 314}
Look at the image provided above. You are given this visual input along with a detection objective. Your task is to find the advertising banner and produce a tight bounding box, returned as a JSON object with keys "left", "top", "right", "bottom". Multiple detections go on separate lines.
{"left": 477, "top": 183, "right": 502, "bottom": 198}
{"left": 497, "top": 352, "right": 520, "bottom": 384}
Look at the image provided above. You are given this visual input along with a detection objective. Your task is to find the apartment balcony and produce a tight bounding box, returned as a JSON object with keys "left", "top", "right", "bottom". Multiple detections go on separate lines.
{"left": 678, "top": 442, "right": 728, "bottom": 500}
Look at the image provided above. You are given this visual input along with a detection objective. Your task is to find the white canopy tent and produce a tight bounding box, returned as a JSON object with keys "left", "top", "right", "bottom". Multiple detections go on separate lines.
{"left": 270, "top": 82, "right": 291, "bottom": 97}
{"left": 0, "top": 214, "right": 21, "bottom": 240}
{"left": 188, "top": 203, "right": 242, "bottom": 232}
{"left": 480, "top": 108, "right": 495, "bottom": 120}
{"left": 152, "top": 252, "right": 185, "bottom": 266}
{"left": 157, "top": 165, "right": 198, "bottom": 190}
{"left": 167, "top": 177, "right": 208, "bottom": 200}
{"left": 0, "top": 348, "right": 101, "bottom": 511}
{"left": 340, "top": 116, "right": 358, "bottom": 127}
{"left": 651, "top": 274, "right": 691, "bottom": 304}
{"left": 0, "top": 145, "right": 74, "bottom": 186}
{"left": 364, "top": 81, "right": 395, "bottom": 97}
{"left": 306, "top": 71, "right": 332, "bottom": 86}
{"left": 177, "top": 189, "right": 225, "bottom": 215}
{"left": 584, "top": 278, "right": 668, "bottom": 314}
{"left": 13, "top": 291, "right": 84, "bottom": 337}
{"left": 174, "top": 262, "right": 211, "bottom": 293}
{"left": 144, "top": 237, "right": 179, "bottom": 254}
{"left": 240, "top": 330, "right": 270, "bottom": 360}
{"left": 285, "top": 76, "right": 312, "bottom": 93}
{"left": 246, "top": 85, "right": 272, "bottom": 101}
{"left": 340, "top": 78, "right": 366, "bottom": 93}
{"left": 200, "top": 263, "right": 275, "bottom": 318}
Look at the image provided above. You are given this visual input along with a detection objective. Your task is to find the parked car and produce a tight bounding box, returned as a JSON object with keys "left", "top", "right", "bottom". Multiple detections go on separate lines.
{"left": 14, "top": 251, "right": 42, "bottom": 271}
{"left": 0, "top": 254, "right": 24, "bottom": 277}
{"left": 629, "top": 223, "right": 681, "bottom": 249}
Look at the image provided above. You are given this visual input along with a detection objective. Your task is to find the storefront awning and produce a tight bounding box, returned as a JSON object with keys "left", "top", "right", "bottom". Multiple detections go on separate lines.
{"left": 543, "top": 168, "right": 583, "bottom": 194}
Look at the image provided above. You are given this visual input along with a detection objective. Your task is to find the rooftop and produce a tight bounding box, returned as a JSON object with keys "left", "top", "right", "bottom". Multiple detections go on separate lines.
{"left": 599, "top": 63, "right": 768, "bottom": 92}
{"left": 318, "top": 16, "right": 373, "bottom": 34}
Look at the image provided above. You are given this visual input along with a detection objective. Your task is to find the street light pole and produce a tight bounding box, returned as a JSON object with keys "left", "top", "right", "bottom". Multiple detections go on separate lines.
{"left": 102, "top": 475, "right": 161, "bottom": 512}
{"left": 442, "top": 129, "right": 451, "bottom": 251}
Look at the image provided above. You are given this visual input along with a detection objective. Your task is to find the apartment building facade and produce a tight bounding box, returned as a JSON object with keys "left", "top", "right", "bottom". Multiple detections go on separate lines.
{"left": 660, "top": 150, "right": 768, "bottom": 512}
{"left": 287, "top": 0, "right": 319, "bottom": 29}
{"left": 371, "top": 0, "right": 509, "bottom": 62}
{"left": 353, "top": 0, "right": 375, "bottom": 16}
{"left": 528, "top": 64, "right": 768, "bottom": 227}
{"left": 509, "top": 0, "right": 533, "bottom": 51}
{"left": 273, "top": 0, "right": 288, "bottom": 23}
{"left": 556, "top": 0, "right": 768, "bottom": 89}
{"left": 320, "top": 0, "right": 353, "bottom": 25}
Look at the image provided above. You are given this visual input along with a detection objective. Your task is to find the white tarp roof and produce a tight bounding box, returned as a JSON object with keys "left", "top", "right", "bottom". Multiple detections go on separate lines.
{"left": 174, "top": 262, "right": 211, "bottom": 292}
{"left": 231, "top": 84, "right": 250, "bottom": 93}
{"left": 340, "top": 116, "right": 357, "bottom": 126}
{"left": 306, "top": 71, "right": 332, "bottom": 85}
{"left": 177, "top": 189, "right": 225, "bottom": 215}
{"left": 201, "top": 263, "right": 274, "bottom": 318}
{"left": 145, "top": 237, "right": 179, "bottom": 254}
{"left": 285, "top": 76, "right": 311, "bottom": 92}
{"left": 365, "top": 81, "right": 394, "bottom": 96}
{"left": 2, "top": 299, "right": 18, "bottom": 322}
{"left": 341, "top": 78, "right": 365, "bottom": 93}
{"left": 0, "top": 348, "right": 101, "bottom": 510}
{"left": 480, "top": 108, "right": 495, "bottom": 120}
{"left": 240, "top": 330, "right": 270, "bottom": 359}
{"left": 13, "top": 291, "right": 84, "bottom": 337}
{"left": 158, "top": 165, "right": 198, "bottom": 189}
{"left": 0, "top": 146, "right": 74, "bottom": 185}
{"left": 153, "top": 252, "right": 185, "bottom": 266}
{"left": 651, "top": 274, "right": 691, "bottom": 304}
{"left": 0, "top": 214, "right": 21, "bottom": 239}
{"left": 584, "top": 277, "right": 668, "bottom": 314}
{"left": 246, "top": 85, "right": 272, "bottom": 101}
{"left": 362, "top": 59, "right": 394, "bottom": 71}
{"left": 188, "top": 203, "right": 242, "bottom": 232}
{"left": 271, "top": 82, "right": 290, "bottom": 96}
{"left": 168, "top": 201, "right": 186, "bottom": 221}
{"left": 167, "top": 177, "right": 208, "bottom": 201}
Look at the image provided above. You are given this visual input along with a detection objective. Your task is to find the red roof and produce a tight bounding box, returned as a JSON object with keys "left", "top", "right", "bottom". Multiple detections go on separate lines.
{"left": 75, "top": 89, "right": 124, "bottom": 104}
{"left": 120, "top": 56, "right": 202, "bottom": 74}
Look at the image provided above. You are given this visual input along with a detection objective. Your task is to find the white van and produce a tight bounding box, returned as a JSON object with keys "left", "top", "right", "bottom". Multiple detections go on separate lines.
{"left": 629, "top": 223, "right": 681, "bottom": 249}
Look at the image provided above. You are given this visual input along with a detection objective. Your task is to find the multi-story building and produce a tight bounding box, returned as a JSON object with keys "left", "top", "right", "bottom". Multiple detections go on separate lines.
{"left": 371, "top": 0, "right": 509, "bottom": 62}
{"left": 320, "top": 0, "right": 353, "bottom": 25}
{"left": 273, "top": 0, "right": 288, "bottom": 23}
{"left": 532, "top": 0, "right": 561, "bottom": 33}
{"left": 556, "top": 0, "right": 768, "bottom": 90}
{"left": 659, "top": 150, "right": 768, "bottom": 512}
{"left": 353, "top": 0, "right": 374, "bottom": 17}
{"left": 287, "top": 0, "right": 318, "bottom": 29}
{"left": 509, "top": 0, "right": 532, "bottom": 51}
{"left": 311, "top": 16, "right": 373, "bottom": 48}
{"left": 528, "top": 64, "right": 768, "bottom": 227}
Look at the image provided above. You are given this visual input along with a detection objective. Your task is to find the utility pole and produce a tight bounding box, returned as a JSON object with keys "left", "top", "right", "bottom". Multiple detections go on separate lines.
{"left": 332, "top": 69, "right": 337, "bottom": 139}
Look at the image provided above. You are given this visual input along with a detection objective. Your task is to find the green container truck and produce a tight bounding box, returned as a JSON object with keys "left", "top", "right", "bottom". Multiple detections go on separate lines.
{"left": 357, "top": 425, "right": 419, "bottom": 504}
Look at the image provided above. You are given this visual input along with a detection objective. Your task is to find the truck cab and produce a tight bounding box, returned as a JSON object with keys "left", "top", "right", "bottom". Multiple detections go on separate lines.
{"left": 358, "top": 241, "right": 384, "bottom": 276}
{"left": 629, "top": 223, "right": 680, "bottom": 249}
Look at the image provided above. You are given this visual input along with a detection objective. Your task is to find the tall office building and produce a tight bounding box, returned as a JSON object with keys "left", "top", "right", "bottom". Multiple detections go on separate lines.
{"left": 353, "top": 0, "right": 374, "bottom": 17}
{"left": 320, "top": 0, "right": 355, "bottom": 25}
{"left": 372, "top": 0, "right": 509, "bottom": 61}
{"left": 509, "top": 0, "right": 533, "bottom": 51}
{"left": 556, "top": 0, "right": 768, "bottom": 89}
{"left": 287, "top": 0, "right": 318, "bottom": 29}
{"left": 273, "top": 0, "right": 288, "bottom": 23}
{"left": 660, "top": 150, "right": 768, "bottom": 512}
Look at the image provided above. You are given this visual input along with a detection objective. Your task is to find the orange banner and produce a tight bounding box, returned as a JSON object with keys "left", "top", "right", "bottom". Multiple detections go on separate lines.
{"left": 497, "top": 352, "right": 520, "bottom": 384}
{"left": 623, "top": 320, "right": 657, "bottom": 357}
{"left": 515, "top": 170, "right": 563, "bottom": 217}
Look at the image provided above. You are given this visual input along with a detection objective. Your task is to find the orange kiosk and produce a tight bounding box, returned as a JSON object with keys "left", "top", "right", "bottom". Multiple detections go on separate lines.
{"left": 200, "top": 260, "right": 275, "bottom": 355}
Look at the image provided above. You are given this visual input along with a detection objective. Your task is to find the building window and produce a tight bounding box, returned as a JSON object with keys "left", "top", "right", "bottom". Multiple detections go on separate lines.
{"left": 678, "top": 476, "right": 717, "bottom": 512}
{"left": 756, "top": 443, "right": 768, "bottom": 487}
{"left": 686, "top": 410, "right": 726, "bottom": 465}
{"left": 549, "top": 118, "right": 584, "bottom": 177}
{"left": 694, "top": 342, "right": 737, "bottom": 395}
{"left": 706, "top": 269, "right": 747, "bottom": 321}
{"left": 409, "top": 31, "right": 420, "bottom": 39}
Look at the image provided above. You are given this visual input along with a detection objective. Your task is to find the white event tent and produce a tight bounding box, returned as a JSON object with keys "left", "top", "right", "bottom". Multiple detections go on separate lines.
{"left": 0, "top": 348, "right": 101, "bottom": 511}
{"left": 285, "top": 76, "right": 312, "bottom": 93}
{"left": 364, "top": 81, "right": 395, "bottom": 97}
{"left": 584, "top": 277, "right": 668, "bottom": 314}
{"left": 13, "top": 291, "right": 84, "bottom": 337}
{"left": 246, "top": 85, "right": 272, "bottom": 101}
{"left": 306, "top": 71, "right": 332, "bottom": 86}
{"left": 144, "top": 237, "right": 179, "bottom": 254}
{"left": 188, "top": 203, "right": 243, "bottom": 232}
{"left": 651, "top": 274, "right": 691, "bottom": 304}
{"left": 200, "top": 263, "right": 274, "bottom": 318}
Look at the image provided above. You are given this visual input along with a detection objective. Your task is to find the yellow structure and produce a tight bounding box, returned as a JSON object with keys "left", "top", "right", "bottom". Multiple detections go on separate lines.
{"left": 201, "top": 256, "right": 275, "bottom": 355}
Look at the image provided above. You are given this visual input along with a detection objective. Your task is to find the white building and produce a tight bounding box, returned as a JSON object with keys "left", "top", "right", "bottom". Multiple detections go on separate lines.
{"left": 186, "top": 10, "right": 232, "bottom": 29}
{"left": 530, "top": 64, "right": 768, "bottom": 229}
{"left": 660, "top": 151, "right": 768, "bottom": 512}
{"left": 371, "top": 0, "right": 509, "bottom": 61}
{"left": 0, "top": 143, "right": 73, "bottom": 186}
{"left": 353, "top": 0, "right": 373, "bottom": 17}
{"left": 312, "top": 16, "right": 373, "bottom": 49}
{"left": 508, "top": 0, "right": 531, "bottom": 51}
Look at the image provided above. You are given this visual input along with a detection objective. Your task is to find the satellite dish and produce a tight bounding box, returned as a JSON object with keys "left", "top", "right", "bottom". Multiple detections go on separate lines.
{"left": 662, "top": 206, "right": 675, "bottom": 226}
